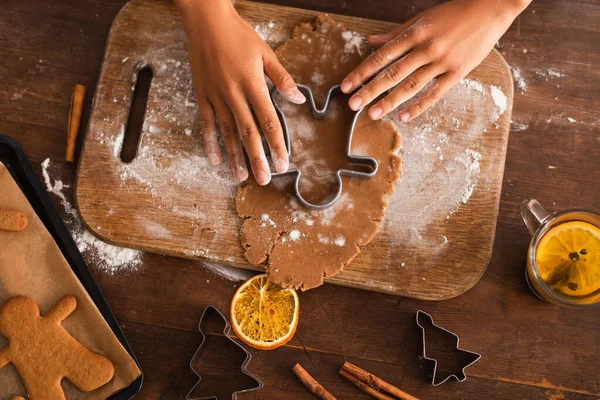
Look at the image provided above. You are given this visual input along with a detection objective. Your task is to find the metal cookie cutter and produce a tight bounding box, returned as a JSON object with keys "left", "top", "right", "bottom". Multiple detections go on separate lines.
{"left": 187, "top": 306, "right": 263, "bottom": 400}
{"left": 416, "top": 310, "right": 481, "bottom": 386}
{"left": 270, "top": 84, "right": 379, "bottom": 210}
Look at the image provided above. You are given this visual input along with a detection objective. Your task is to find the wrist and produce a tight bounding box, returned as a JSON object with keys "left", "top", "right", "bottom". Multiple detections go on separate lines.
{"left": 490, "top": 0, "right": 532, "bottom": 26}
{"left": 462, "top": 0, "right": 532, "bottom": 30}
{"left": 175, "top": 0, "right": 236, "bottom": 26}
{"left": 503, "top": 0, "right": 532, "bottom": 18}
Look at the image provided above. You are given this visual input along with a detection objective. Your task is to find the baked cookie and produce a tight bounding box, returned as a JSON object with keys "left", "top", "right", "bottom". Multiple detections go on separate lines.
{"left": 0, "top": 296, "right": 115, "bottom": 400}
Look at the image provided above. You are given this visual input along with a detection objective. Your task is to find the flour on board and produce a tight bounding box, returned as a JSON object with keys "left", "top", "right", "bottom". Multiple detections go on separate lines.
{"left": 383, "top": 78, "right": 508, "bottom": 261}
{"left": 95, "top": 23, "right": 511, "bottom": 271}
{"left": 41, "top": 158, "right": 142, "bottom": 274}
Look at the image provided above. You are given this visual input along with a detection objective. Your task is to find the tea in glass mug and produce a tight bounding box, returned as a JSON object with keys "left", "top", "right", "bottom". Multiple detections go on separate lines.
{"left": 520, "top": 199, "right": 600, "bottom": 307}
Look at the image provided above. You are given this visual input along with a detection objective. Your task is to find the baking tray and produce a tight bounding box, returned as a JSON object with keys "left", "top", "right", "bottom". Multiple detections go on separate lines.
{"left": 0, "top": 134, "right": 143, "bottom": 399}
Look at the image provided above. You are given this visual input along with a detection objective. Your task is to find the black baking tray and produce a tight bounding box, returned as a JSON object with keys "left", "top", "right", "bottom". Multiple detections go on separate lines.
{"left": 0, "top": 134, "right": 143, "bottom": 399}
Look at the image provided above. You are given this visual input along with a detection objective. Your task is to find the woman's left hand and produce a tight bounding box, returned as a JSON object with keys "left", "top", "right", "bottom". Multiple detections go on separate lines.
{"left": 340, "top": 0, "right": 531, "bottom": 122}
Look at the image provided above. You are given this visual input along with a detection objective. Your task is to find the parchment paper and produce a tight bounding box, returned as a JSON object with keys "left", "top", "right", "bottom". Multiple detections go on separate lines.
{"left": 0, "top": 163, "right": 141, "bottom": 399}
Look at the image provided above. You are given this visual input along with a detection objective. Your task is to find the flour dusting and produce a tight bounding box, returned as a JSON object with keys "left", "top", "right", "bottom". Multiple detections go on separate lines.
{"left": 536, "top": 68, "right": 566, "bottom": 80}
{"left": 382, "top": 77, "right": 507, "bottom": 261}
{"left": 41, "top": 159, "right": 142, "bottom": 274}
{"left": 254, "top": 21, "right": 287, "bottom": 46}
{"left": 490, "top": 85, "right": 508, "bottom": 115}
{"left": 509, "top": 66, "right": 528, "bottom": 94}
{"left": 197, "top": 260, "right": 254, "bottom": 283}
{"left": 89, "top": 21, "right": 512, "bottom": 274}
{"left": 341, "top": 31, "right": 364, "bottom": 55}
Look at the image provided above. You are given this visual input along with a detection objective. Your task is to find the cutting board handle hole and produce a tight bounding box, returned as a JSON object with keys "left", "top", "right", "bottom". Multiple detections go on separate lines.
{"left": 121, "top": 66, "right": 153, "bottom": 163}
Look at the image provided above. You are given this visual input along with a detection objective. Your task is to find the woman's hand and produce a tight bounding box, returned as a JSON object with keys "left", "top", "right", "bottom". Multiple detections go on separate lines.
{"left": 340, "top": 0, "right": 531, "bottom": 122}
{"left": 176, "top": 0, "right": 305, "bottom": 185}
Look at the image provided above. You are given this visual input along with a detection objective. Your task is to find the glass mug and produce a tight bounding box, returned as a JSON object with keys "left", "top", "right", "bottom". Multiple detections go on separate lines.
{"left": 520, "top": 199, "right": 600, "bottom": 307}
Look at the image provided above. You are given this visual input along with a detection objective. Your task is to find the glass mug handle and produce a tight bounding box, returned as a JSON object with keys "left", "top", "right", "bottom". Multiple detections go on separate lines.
{"left": 520, "top": 199, "right": 552, "bottom": 236}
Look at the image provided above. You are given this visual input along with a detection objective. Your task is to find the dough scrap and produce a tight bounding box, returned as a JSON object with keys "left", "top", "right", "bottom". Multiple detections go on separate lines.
{"left": 236, "top": 15, "right": 401, "bottom": 290}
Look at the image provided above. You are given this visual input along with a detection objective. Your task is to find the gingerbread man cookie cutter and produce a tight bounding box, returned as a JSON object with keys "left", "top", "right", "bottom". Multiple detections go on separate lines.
{"left": 270, "top": 84, "right": 379, "bottom": 210}
{"left": 416, "top": 310, "right": 481, "bottom": 386}
{"left": 186, "top": 306, "right": 263, "bottom": 400}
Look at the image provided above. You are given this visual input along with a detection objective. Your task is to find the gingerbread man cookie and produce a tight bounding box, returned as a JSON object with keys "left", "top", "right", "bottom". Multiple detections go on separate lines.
{"left": 0, "top": 296, "right": 115, "bottom": 400}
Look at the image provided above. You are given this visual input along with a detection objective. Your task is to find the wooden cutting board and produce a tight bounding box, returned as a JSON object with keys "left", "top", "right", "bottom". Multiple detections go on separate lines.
{"left": 76, "top": 0, "right": 513, "bottom": 299}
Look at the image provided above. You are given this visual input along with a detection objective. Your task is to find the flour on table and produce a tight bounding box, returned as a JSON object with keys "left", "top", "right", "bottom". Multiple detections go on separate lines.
{"left": 196, "top": 260, "right": 254, "bottom": 283}
{"left": 511, "top": 120, "right": 529, "bottom": 131}
{"left": 41, "top": 158, "right": 142, "bottom": 274}
{"left": 535, "top": 68, "right": 566, "bottom": 80}
{"left": 41, "top": 158, "right": 78, "bottom": 219}
{"left": 509, "top": 66, "right": 528, "bottom": 94}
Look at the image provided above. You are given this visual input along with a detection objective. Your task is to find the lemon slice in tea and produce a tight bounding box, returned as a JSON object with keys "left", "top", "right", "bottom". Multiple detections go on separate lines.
{"left": 536, "top": 221, "right": 600, "bottom": 296}
{"left": 230, "top": 274, "right": 299, "bottom": 350}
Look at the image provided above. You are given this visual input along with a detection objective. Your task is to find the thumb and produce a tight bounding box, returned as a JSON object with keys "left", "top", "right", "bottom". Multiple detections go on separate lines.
{"left": 263, "top": 52, "right": 306, "bottom": 104}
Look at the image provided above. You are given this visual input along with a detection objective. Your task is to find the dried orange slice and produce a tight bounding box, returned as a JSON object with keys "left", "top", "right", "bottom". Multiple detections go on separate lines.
{"left": 230, "top": 274, "right": 299, "bottom": 350}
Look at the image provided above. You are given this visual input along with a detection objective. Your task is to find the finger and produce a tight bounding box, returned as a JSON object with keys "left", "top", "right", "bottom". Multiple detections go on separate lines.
{"left": 367, "top": 65, "right": 443, "bottom": 120}
{"left": 246, "top": 84, "right": 289, "bottom": 174}
{"left": 212, "top": 98, "right": 249, "bottom": 181}
{"left": 347, "top": 51, "right": 428, "bottom": 111}
{"left": 197, "top": 95, "right": 221, "bottom": 166}
{"left": 368, "top": 14, "right": 421, "bottom": 48}
{"left": 398, "top": 73, "right": 460, "bottom": 122}
{"left": 341, "top": 26, "right": 421, "bottom": 93}
{"left": 263, "top": 51, "right": 306, "bottom": 104}
{"left": 229, "top": 99, "right": 271, "bottom": 186}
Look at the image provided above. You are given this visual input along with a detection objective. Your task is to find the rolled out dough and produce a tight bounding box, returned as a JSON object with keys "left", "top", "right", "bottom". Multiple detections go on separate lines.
{"left": 236, "top": 15, "right": 401, "bottom": 290}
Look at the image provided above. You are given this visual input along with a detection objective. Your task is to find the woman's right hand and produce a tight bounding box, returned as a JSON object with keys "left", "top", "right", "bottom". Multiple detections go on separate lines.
{"left": 176, "top": 0, "right": 306, "bottom": 185}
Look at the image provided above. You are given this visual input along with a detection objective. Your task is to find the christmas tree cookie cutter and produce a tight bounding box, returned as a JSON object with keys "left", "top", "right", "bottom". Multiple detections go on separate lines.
{"left": 270, "top": 84, "right": 379, "bottom": 210}
{"left": 416, "top": 310, "right": 481, "bottom": 386}
{"left": 186, "top": 306, "right": 263, "bottom": 400}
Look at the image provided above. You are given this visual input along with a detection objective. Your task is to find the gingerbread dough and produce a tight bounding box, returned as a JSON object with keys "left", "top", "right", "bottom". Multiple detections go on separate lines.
{"left": 236, "top": 15, "right": 401, "bottom": 290}
{"left": 0, "top": 296, "right": 115, "bottom": 400}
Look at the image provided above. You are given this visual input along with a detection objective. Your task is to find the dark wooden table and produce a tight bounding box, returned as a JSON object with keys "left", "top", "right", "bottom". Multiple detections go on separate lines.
{"left": 1, "top": 0, "right": 599, "bottom": 399}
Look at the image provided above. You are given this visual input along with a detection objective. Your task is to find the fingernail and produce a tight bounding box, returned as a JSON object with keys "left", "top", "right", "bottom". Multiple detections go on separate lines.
{"left": 400, "top": 112, "right": 411, "bottom": 122}
{"left": 207, "top": 153, "right": 221, "bottom": 166}
{"left": 369, "top": 106, "right": 383, "bottom": 120}
{"left": 255, "top": 168, "right": 270, "bottom": 186}
{"left": 235, "top": 166, "right": 248, "bottom": 182}
{"left": 272, "top": 152, "right": 289, "bottom": 173}
{"left": 282, "top": 87, "right": 306, "bottom": 104}
{"left": 341, "top": 80, "right": 353, "bottom": 93}
{"left": 349, "top": 96, "right": 363, "bottom": 110}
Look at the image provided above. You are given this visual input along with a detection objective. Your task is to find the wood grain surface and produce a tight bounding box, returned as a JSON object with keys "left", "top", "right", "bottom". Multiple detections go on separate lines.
{"left": 75, "top": 0, "right": 513, "bottom": 299}
{"left": 1, "top": 0, "right": 599, "bottom": 399}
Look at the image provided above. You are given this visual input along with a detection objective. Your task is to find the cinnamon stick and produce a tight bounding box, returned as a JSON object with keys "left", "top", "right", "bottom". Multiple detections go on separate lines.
{"left": 0, "top": 208, "right": 28, "bottom": 231}
{"left": 340, "top": 369, "right": 396, "bottom": 400}
{"left": 292, "top": 363, "right": 337, "bottom": 400}
{"left": 340, "top": 362, "right": 419, "bottom": 400}
{"left": 66, "top": 84, "right": 87, "bottom": 163}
